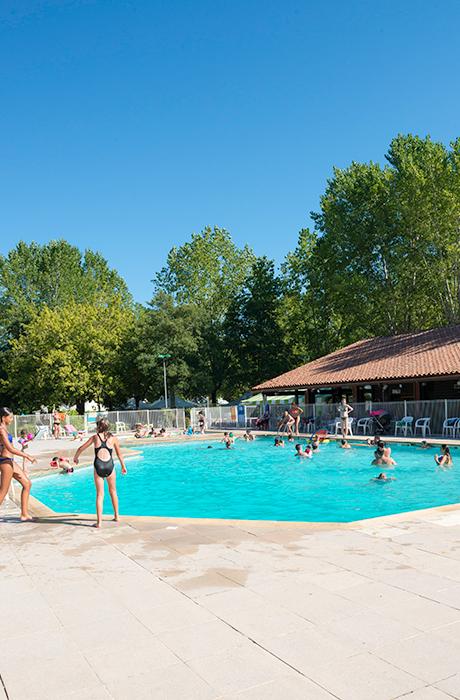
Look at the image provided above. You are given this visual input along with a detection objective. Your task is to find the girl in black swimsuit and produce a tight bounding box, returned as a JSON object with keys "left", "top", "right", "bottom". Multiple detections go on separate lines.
{"left": 73, "top": 417, "right": 127, "bottom": 528}
{"left": 0, "top": 407, "right": 37, "bottom": 521}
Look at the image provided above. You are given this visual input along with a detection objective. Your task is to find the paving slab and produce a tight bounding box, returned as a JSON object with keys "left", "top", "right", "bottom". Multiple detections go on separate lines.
{"left": 3, "top": 495, "right": 460, "bottom": 699}
{"left": 435, "top": 672, "right": 460, "bottom": 698}
{"left": 394, "top": 687, "right": 456, "bottom": 699}
{"left": 375, "top": 632, "right": 460, "bottom": 683}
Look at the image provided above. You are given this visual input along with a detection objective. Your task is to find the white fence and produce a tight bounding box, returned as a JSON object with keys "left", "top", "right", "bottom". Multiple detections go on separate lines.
{"left": 12, "top": 409, "right": 185, "bottom": 439}
{"left": 190, "top": 406, "right": 240, "bottom": 429}
{"left": 267, "top": 400, "right": 460, "bottom": 436}
{"left": 189, "top": 405, "right": 268, "bottom": 430}
{"left": 14, "top": 401, "right": 460, "bottom": 439}
{"left": 192, "top": 400, "right": 460, "bottom": 436}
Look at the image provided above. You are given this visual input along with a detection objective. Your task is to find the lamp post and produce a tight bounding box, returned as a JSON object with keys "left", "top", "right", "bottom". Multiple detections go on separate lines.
{"left": 158, "top": 354, "right": 171, "bottom": 408}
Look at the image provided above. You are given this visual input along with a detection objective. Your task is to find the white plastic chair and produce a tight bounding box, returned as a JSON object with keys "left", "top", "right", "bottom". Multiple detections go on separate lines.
{"left": 394, "top": 416, "right": 414, "bottom": 436}
{"left": 34, "top": 425, "right": 50, "bottom": 440}
{"left": 356, "top": 417, "right": 373, "bottom": 435}
{"left": 414, "top": 417, "right": 431, "bottom": 438}
{"left": 334, "top": 417, "right": 354, "bottom": 436}
{"left": 442, "top": 418, "right": 460, "bottom": 438}
{"left": 115, "top": 421, "right": 127, "bottom": 433}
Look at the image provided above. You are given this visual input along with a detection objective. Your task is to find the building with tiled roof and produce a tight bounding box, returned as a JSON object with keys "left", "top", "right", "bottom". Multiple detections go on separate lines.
{"left": 254, "top": 325, "right": 460, "bottom": 403}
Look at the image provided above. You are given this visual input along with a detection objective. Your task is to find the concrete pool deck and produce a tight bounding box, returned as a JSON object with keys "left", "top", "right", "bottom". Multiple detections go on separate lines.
{"left": 3, "top": 497, "right": 460, "bottom": 699}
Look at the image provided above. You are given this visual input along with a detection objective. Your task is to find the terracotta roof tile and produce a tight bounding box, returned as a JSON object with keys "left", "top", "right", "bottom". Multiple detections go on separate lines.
{"left": 254, "top": 325, "right": 460, "bottom": 391}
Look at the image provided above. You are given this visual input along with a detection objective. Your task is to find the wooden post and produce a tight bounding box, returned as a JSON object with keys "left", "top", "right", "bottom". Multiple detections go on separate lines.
{"left": 414, "top": 382, "right": 420, "bottom": 401}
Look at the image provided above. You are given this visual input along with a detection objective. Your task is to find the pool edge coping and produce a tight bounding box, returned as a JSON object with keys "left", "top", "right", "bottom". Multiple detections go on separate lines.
{"left": 22, "top": 493, "right": 460, "bottom": 530}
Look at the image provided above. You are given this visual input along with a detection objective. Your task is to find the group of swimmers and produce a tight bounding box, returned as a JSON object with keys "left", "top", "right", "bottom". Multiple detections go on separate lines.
{"left": 273, "top": 429, "right": 454, "bottom": 483}
{"left": 221, "top": 429, "right": 256, "bottom": 448}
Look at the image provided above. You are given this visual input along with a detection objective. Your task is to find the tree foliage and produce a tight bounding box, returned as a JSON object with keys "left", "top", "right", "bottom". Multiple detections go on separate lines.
{"left": 4, "top": 302, "right": 132, "bottom": 412}
{"left": 2, "top": 134, "right": 460, "bottom": 410}
{"left": 225, "top": 257, "right": 290, "bottom": 393}
{"left": 154, "top": 226, "right": 256, "bottom": 402}
{"left": 309, "top": 135, "right": 460, "bottom": 345}
{"left": 113, "top": 294, "right": 203, "bottom": 407}
{"left": 0, "top": 239, "right": 131, "bottom": 341}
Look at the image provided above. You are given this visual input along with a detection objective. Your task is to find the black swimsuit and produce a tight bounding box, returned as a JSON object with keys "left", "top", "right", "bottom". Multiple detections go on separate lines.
{"left": 94, "top": 434, "right": 115, "bottom": 478}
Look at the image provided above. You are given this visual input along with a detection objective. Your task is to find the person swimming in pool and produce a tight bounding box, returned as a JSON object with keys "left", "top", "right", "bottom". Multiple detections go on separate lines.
{"left": 0, "top": 407, "right": 37, "bottom": 521}
{"left": 295, "top": 444, "right": 312, "bottom": 458}
{"left": 435, "top": 445, "right": 453, "bottom": 469}
{"left": 222, "top": 432, "right": 234, "bottom": 449}
{"left": 73, "top": 417, "right": 127, "bottom": 528}
{"left": 340, "top": 439, "right": 351, "bottom": 449}
{"left": 367, "top": 436, "right": 380, "bottom": 447}
{"left": 372, "top": 441, "right": 396, "bottom": 466}
{"left": 310, "top": 434, "right": 320, "bottom": 451}
{"left": 372, "top": 472, "right": 395, "bottom": 482}
{"left": 243, "top": 430, "right": 255, "bottom": 442}
{"left": 274, "top": 437, "right": 284, "bottom": 447}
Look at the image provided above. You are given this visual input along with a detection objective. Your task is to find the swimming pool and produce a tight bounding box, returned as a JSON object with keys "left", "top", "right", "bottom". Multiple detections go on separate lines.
{"left": 31, "top": 438, "right": 460, "bottom": 522}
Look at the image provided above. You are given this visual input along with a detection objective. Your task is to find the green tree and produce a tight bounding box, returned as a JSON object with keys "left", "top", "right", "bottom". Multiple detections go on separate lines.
{"left": 308, "top": 134, "right": 460, "bottom": 344}
{"left": 154, "top": 227, "right": 256, "bottom": 402}
{"left": 4, "top": 301, "right": 133, "bottom": 413}
{"left": 0, "top": 239, "right": 131, "bottom": 340}
{"left": 113, "top": 293, "right": 203, "bottom": 407}
{"left": 224, "top": 257, "right": 289, "bottom": 394}
{"left": 280, "top": 228, "right": 341, "bottom": 362}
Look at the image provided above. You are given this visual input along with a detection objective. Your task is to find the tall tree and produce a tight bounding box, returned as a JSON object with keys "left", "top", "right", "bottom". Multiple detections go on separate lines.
{"left": 280, "top": 228, "right": 342, "bottom": 362}
{"left": 113, "top": 293, "right": 203, "bottom": 407}
{"left": 309, "top": 134, "right": 460, "bottom": 344}
{"left": 154, "top": 227, "right": 255, "bottom": 402}
{"left": 224, "top": 257, "right": 290, "bottom": 394}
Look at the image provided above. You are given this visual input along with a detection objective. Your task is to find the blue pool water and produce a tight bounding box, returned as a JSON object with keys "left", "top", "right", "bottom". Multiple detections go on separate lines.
{"left": 32, "top": 438, "right": 460, "bottom": 522}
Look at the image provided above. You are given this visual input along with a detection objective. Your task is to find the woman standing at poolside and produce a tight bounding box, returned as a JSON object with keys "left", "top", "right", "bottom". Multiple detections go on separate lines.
{"left": 338, "top": 396, "right": 353, "bottom": 436}
{"left": 0, "top": 408, "right": 37, "bottom": 521}
{"left": 52, "top": 410, "right": 62, "bottom": 439}
{"left": 289, "top": 403, "right": 303, "bottom": 436}
{"left": 197, "top": 410, "right": 206, "bottom": 434}
{"left": 73, "top": 417, "right": 127, "bottom": 528}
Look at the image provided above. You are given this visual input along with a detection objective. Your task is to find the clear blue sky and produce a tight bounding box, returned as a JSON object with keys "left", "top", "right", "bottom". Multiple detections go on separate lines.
{"left": 1, "top": 0, "right": 459, "bottom": 302}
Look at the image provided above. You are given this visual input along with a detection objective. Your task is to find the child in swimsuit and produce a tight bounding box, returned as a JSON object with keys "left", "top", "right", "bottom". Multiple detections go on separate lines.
{"left": 435, "top": 445, "right": 453, "bottom": 469}
{"left": 73, "top": 417, "right": 127, "bottom": 528}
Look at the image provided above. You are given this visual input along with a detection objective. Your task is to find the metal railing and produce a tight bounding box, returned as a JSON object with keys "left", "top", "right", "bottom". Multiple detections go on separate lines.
{"left": 267, "top": 399, "right": 460, "bottom": 437}
{"left": 11, "top": 409, "right": 185, "bottom": 439}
